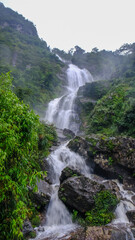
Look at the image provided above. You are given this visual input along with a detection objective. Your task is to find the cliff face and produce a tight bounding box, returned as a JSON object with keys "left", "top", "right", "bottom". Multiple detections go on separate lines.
{"left": 0, "top": 2, "right": 38, "bottom": 36}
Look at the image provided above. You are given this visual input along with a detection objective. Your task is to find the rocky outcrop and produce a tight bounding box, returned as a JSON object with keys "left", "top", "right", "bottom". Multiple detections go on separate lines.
{"left": 58, "top": 175, "right": 105, "bottom": 213}
{"left": 22, "top": 219, "right": 35, "bottom": 238}
{"left": 60, "top": 167, "right": 81, "bottom": 183}
{"left": 68, "top": 135, "right": 135, "bottom": 191}
{"left": 29, "top": 180, "right": 52, "bottom": 210}
{"left": 63, "top": 128, "right": 75, "bottom": 139}
{"left": 127, "top": 210, "right": 135, "bottom": 225}
{"left": 85, "top": 226, "right": 133, "bottom": 240}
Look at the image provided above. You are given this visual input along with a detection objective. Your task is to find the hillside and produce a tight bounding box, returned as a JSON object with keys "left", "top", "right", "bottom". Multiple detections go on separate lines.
{"left": 0, "top": 2, "right": 64, "bottom": 116}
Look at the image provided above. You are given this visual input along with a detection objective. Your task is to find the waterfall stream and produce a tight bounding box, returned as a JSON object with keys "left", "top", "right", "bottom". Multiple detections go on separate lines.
{"left": 44, "top": 64, "right": 93, "bottom": 134}
{"left": 32, "top": 63, "right": 135, "bottom": 240}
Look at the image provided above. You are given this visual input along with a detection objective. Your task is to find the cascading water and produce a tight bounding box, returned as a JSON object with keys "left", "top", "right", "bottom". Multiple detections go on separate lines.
{"left": 32, "top": 62, "right": 135, "bottom": 240}
{"left": 32, "top": 64, "right": 93, "bottom": 240}
{"left": 33, "top": 144, "right": 92, "bottom": 240}
{"left": 44, "top": 64, "right": 93, "bottom": 134}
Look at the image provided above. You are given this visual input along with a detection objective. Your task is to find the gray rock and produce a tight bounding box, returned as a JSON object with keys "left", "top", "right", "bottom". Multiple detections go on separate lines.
{"left": 58, "top": 175, "right": 105, "bottom": 213}
{"left": 30, "top": 180, "right": 52, "bottom": 209}
{"left": 60, "top": 167, "right": 81, "bottom": 183}
{"left": 22, "top": 219, "right": 35, "bottom": 237}
{"left": 127, "top": 210, "right": 135, "bottom": 225}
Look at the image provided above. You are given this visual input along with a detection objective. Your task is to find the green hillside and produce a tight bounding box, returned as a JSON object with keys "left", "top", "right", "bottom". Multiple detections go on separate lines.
{"left": 0, "top": 2, "right": 64, "bottom": 116}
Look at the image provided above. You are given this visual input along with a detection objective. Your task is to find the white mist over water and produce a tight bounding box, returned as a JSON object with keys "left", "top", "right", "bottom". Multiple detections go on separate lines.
{"left": 44, "top": 64, "right": 93, "bottom": 134}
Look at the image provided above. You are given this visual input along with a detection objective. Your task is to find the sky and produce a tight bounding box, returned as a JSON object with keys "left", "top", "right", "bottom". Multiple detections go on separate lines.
{"left": 1, "top": 0, "right": 135, "bottom": 52}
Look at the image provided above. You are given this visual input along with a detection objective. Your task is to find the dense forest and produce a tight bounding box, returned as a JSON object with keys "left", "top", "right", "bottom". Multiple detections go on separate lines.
{"left": 0, "top": 2, "right": 64, "bottom": 117}
{"left": 0, "top": 2, "right": 135, "bottom": 240}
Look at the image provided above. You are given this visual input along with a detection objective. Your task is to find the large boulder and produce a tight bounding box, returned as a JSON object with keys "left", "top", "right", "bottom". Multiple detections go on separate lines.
{"left": 58, "top": 175, "right": 105, "bottom": 213}
{"left": 68, "top": 135, "right": 135, "bottom": 189}
{"left": 60, "top": 167, "right": 81, "bottom": 183}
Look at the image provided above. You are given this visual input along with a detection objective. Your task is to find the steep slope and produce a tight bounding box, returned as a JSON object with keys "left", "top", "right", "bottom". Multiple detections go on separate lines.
{"left": 0, "top": 3, "right": 64, "bottom": 116}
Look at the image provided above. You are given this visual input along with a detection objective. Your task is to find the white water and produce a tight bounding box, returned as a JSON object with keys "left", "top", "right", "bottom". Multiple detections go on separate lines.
{"left": 33, "top": 143, "right": 91, "bottom": 240}
{"left": 33, "top": 63, "right": 135, "bottom": 239}
{"left": 44, "top": 64, "right": 93, "bottom": 134}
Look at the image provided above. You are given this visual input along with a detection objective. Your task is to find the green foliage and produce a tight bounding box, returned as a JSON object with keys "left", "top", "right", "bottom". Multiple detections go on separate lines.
{"left": 38, "top": 121, "right": 57, "bottom": 158}
{"left": 108, "top": 157, "right": 114, "bottom": 165}
{"left": 85, "top": 190, "right": 118, "bottom": 226}
{"left": 0, "top": 4, "right": 64, "bottom": 116}
{"left": 82, "top": 78, "right": 135, "bottom": 138}
{"left": 30, "top": 215, "right": 40, "bottom": 228}
{"left": 0, "top": 73, "right": 56, "bottom": 239}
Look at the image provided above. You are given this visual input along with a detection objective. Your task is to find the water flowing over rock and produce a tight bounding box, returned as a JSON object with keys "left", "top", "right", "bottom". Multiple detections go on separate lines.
{"left": 44, "top": 64, "right": 93, "bottom": 134}
{"left": 32, "top": 62, "right": 135, "bottom": 240}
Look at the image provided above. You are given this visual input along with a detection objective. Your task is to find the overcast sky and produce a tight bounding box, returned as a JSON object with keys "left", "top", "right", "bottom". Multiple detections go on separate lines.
{"left": 1, "top": 0, "right": 135, "bottom": 52}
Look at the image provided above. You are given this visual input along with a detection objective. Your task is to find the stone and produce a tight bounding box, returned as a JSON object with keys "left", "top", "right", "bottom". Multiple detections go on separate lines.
{"left": 58, "top": 175, "right": 105, "bottom": 213}
{"left": 127, "top": 210, "right": 135, "bottom": 225}
{"left": 85, "top": 226, "right": 128, "bottom": 240}
{"left": 60, "top": 167, "right": 81, "bottom": 183}
{"left": 22, "top": 219, "right": 35, "bottom": 238}
{"left": 63, "top": 128, "right": 75, "bottom": 138}
{"left": 29, "top": 180, "right": 52, "bottom": 209}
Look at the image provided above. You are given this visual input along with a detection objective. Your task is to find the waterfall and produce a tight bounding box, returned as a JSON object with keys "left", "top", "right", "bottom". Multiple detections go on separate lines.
{"left": 44, "top": 64, "right": 93, "bottom": 134}
{"left": 32, "top": 62, "right": 135, "bottom": 240}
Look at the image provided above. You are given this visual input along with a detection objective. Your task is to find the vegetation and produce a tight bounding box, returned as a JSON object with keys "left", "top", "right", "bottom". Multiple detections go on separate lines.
{"left": 85, "top": 190, "right": 118, "bottom": 226}
{"left": 0, "top": 3, "right": 64, "bottom": 117}
{"left": 80, "top": 77, "right": 135, "bottom": 137}
{"left": 72, "top": 190, "right": 118, "bottom": 226}
{"left": 0, "top": 73, "right": 57, "bottom": 240}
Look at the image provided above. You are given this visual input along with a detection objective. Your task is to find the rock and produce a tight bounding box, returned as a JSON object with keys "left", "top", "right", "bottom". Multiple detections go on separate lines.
{"left": 85, "top": 226, "right": 129, "bottom": 240}
{"left": 68, "top": 136, "right": 89, "bottom": 159}
{"left": 60, "top": 167, "right": 81, "bottom": 183}
{"left": 63, "top": 128, "right": 75, "bottom": 139}
{"left": 22, "top": 219, "right": 35, "bottom": 238}
{"left": 127, "top": 210, "right": 135, "bottom": 225}
{"left": 29, "top": 180, "right": 52, "bottom": 209}
{"left": 68, "top": 135, "right": 135, "bottom": 191}
{"left": 38, "top": 226, "right": 45, "bottom": 232}
{"left": 131, "top": 227, "right": 135, "bottom": 237}
{"left": 58, "top": 176, "right": 105, "bottom": 213}
{"left": 41, "top": 158, "right": 56, "bottom": 184}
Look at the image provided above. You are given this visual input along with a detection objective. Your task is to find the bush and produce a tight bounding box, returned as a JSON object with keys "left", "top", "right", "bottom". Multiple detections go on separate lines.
{"left": 85, "top": 190, "right": 118, "bottom": 226}
{"left": 0, "top": 73, "right": 56, "bottom": 239}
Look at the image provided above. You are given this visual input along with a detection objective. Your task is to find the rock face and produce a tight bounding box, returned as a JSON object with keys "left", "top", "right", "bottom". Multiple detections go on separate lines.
{"left": 22, "top": 219, "right": 35, "bottom": 238}
{"left": 85, "top": 226, "right": 132, "bottom": 240}
{"left": 29, "top": 180, "right": 52, "bottom": 209}
{"left": 68, "top": 136, "right": 135, "bottom": 191}
{"left": 60, "top": 167, "right": 81, "bottom": 183}
{"left": 127, "top": 210, "right": 135, "bottom": 225}
{"left": 58, "top": 175, "right": 105, "bottom": 213}
{"left": 63, "top": 128, "right": 75, "bottom": 139}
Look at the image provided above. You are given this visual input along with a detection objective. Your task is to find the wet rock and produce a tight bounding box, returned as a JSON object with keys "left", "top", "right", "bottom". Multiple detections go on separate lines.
{"left": 68, "top": 135, "right": 135, "bottom": 191}
{"left": 68, "top": 136, "right": 89, "bottom": 159}
{"left": 60, "top": 167, "right": 81, "bottom": 183}
{"left": 59, "top": 175, "right": 105, "bottom": 213}
{"left": 63, "top": 128, "right": 75, "bottom": 139}
{"left": 41, "top": 158, "right": 56, "bottom": 184}
{"left": 85, "top": 226, "right": 128, "bottom": 240}
{"left": 38, "top": 226, "right": 45, "bottom": 232}
{"left": 131, "top": 227, "right": 135, "bottom": 237}
{"left": 127, "top": 210, "right": 135, "bottom": 225}
{"left": 22, "top": 219, "right": 35, "bottom": 238}
{"left": 29, "top": 180, "right": 52, "bottom": 209}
